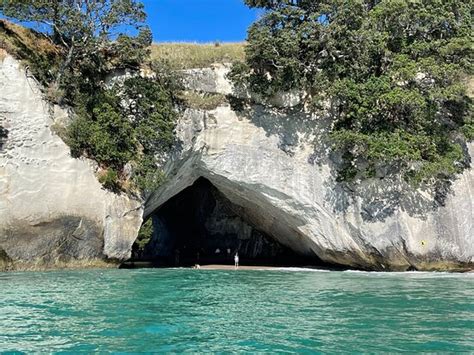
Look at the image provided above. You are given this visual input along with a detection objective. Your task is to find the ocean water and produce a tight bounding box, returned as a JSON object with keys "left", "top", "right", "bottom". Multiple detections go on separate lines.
{"left": 0, "top": 268, "right": 473, "bottom": 353}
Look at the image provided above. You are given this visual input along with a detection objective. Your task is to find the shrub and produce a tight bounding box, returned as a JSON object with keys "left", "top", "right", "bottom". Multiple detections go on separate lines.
{"left": 66, "top": 74, "right": 180, "bottom": 195}
{"left": 180, "top": 91, "right": 227, "bottom": 110}
{"left": 98, "top": 169, "right": 121, "bottom": 192}
{"left": 135, "top": 218, "right": 153, "bottom": 251}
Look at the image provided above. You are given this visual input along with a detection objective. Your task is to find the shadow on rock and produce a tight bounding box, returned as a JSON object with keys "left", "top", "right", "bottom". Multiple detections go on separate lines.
{"left": 227, "top": 99, "right": 463, "bottom": 223}
{"left": 0, "top": 125, "right": 8, "bottom": 150}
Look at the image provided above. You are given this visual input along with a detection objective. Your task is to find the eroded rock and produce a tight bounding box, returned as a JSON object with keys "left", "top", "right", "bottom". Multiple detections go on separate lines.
{"left": 0, "top": 55, "right": 143, "bottom": 271}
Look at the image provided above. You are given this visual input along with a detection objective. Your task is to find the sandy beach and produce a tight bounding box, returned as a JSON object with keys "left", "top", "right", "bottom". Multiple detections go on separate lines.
{"left": 196, "top": 264, "right": 279, "bottom": 270}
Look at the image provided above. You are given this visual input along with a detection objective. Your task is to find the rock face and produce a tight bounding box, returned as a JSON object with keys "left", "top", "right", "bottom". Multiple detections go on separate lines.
{"left": 145, "top": 65, "right": 474, "bottom": 271}
{"left": 0, "top": 55, "right": 143, "bottom": 271}
{"left": 0, "top": 57, "right": 472, "bottom": 272}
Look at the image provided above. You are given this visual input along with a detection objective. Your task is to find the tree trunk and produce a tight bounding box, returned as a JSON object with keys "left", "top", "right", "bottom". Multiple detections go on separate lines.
{"left": 54, "top": 42, "right": 75, "bottom": 91}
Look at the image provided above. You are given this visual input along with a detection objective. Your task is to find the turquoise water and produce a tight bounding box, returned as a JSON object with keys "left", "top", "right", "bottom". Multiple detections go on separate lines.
{"left": 1, "top": 268, "right": 473, "bottom": 353}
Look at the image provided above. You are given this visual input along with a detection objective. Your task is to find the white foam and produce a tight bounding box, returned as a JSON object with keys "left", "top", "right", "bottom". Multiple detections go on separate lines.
{"left": 342, "top": 269, "right": 474, "bottom": 278}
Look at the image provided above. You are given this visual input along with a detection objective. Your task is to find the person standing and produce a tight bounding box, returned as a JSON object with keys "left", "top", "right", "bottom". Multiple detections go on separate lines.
{"left": 234, "top": 252, "right": 239, "bottom": 269}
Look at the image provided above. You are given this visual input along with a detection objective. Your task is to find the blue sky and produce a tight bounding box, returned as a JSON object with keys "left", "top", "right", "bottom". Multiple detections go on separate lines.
{"left": 143, "top": 0, "right": 260, "bottom": 43}
{"left": 0, "top": 1, "right": 260, "bottom": 43}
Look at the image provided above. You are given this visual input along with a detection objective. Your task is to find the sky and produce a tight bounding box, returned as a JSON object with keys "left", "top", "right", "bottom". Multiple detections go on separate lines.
{"left": 143, "top": 0, "right": 260, "bottom": 43}
{"left": 0, "top": 0, "right": 260, "bottom": 43}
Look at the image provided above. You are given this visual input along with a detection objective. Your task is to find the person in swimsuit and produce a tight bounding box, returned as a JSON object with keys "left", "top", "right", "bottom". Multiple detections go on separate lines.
{"left": 234, "top": 252, "right": 239, "bottom": 269}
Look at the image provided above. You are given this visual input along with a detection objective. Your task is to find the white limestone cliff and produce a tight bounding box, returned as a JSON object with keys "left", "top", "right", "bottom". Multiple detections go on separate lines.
{"left": 1, "top": 58, "right": 472, "bottom": 271}
{"left": 0, "top": 54, "right": 143, "bottom": 270}
{"left": 146, "top": 65, "right": 473, "bottom": 271}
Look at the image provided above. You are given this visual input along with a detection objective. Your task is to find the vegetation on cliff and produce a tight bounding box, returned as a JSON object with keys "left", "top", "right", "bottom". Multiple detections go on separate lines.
{"left": 231, "top": 0, "right": 473, "bottom": 188}
{"left": 2, "top": 0, "right": 473, "bottom": 196}
{"left": 0, "top": 1, "right": 179, "bottom": 196}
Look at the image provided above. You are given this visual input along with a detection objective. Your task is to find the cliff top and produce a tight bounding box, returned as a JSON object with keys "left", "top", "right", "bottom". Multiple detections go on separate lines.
{"left": 0, "top": 19, "right": 60, "bottom": 62}
{"left": 150, "top": 42, "right": 245, "bottom": 70}
{"left": 1, "top": 19, "right": 245, "bottom": 70}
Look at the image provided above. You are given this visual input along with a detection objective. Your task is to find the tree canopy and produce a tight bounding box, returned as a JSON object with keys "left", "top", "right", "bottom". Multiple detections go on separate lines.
{"left": 0, "top": 0, "right": 151, "bottom": 96}
{"left": 232, "top": 0, "right": 473, "bottom": 187}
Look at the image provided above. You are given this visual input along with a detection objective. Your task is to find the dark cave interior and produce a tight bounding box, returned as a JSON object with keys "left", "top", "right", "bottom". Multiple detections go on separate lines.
{"left": 128, "top": 178, "right": 321, "bottom": 268}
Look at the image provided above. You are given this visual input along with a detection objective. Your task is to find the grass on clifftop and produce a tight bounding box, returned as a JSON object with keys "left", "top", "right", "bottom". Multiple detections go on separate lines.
{"left": 0, "top": 20, "right": 59, "bottom": 57}
{"left": 0, "top": 20, "right": 61, "bottom": 84}
{"left": 150, "top": 42, "right": 245, "bottom": 70}
{"left": 1, "top": 20, "right": 245, "bottom": 71}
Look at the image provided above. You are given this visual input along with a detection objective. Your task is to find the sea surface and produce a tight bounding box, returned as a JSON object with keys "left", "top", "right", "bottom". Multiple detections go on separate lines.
{"left": 1, "top": 268, "right": 473, "bottom": 353}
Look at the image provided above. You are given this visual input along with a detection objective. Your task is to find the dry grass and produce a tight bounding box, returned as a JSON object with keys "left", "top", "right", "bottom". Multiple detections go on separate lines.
{"left": 0, "top": 48, "right": 6, "bottom": 62}
{"left": 180, "top": 91, "right": 227, "bottom": 110}
{"left": 0, "top": 19, "right": 60, "bottom": 59}
{"left": 466, "top": 76, "right": 474, "bottom": 99}
{"left": 149, "top": 42, "right": 245, "bottom": 70}
{"left": 0, "top": 20, "right": 62, "bottom": 93}
{"left": 50, "top": 120, "right": 68, "bottom": 141}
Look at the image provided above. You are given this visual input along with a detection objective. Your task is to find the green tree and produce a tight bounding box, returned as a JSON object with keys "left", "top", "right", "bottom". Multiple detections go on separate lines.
{"left": 0, "top": 0, "right": 151, "bottom": 96}
{"left": 68, "top": 90, "right": 136, "bottom": 168}
{"left": 232, "top": 0, "right": 473, "bottom": 186}
{"left": 67, "top": 73, "right": 181, "bottom": 196}
{"left": 1, "top": 1, "right": 180, "bottom": 196}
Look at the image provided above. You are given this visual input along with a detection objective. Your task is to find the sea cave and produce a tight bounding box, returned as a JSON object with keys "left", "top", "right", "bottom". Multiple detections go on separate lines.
{"left": 126, "top": 178, "right": 322, "bottom": 268}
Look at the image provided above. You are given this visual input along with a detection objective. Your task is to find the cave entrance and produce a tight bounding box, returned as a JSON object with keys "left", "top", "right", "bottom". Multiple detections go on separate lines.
{"left": 128, "top": 177, "right": 319, "bottom": 268}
